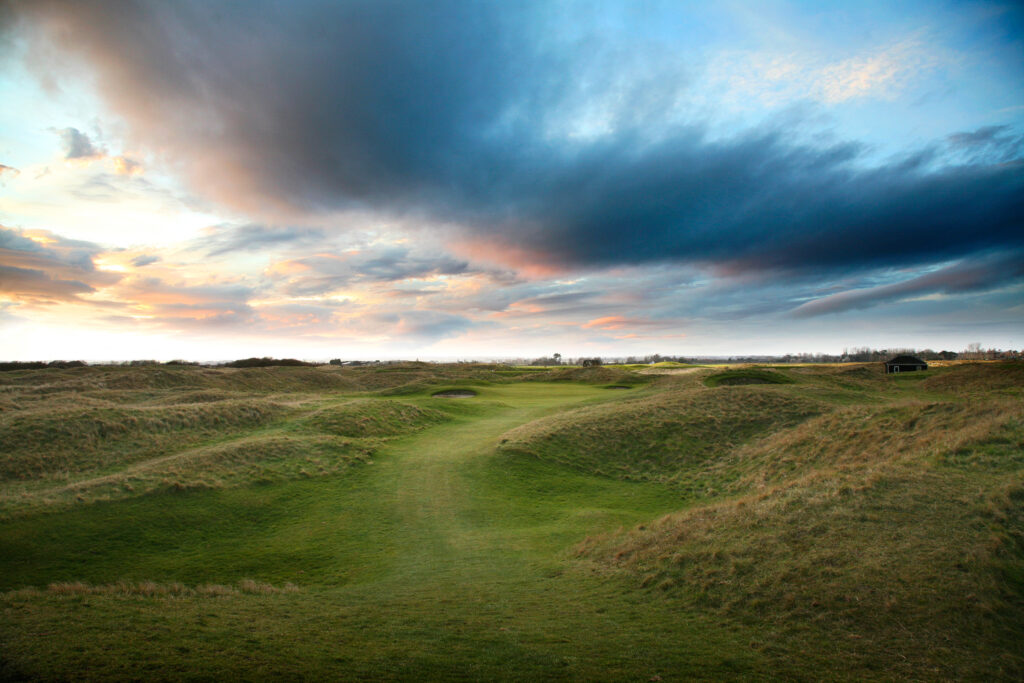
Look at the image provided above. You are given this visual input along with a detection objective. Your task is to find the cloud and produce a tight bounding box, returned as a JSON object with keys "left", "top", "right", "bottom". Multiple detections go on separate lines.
{"left": 201, "top": 223, "right": 326, "bottom": 257}
{"left": 791, "top": 252, "right": 1024, "bottom": 317}
{"left": 130, "top": 254, "right": 159, "bottom": 267}
{"left": 0, "top": 225, "right": 120, "bottom": 302}
{"left": 269, "top": 244, "right": 470, "bottom": 296}
{"left": 0, "top": 164, "right": 20, "bottom": 182}
{"left": 816, "top": 38, "right": 937, "bottom": 103}
{"left": 393, "top": 310, "right": 475, "bottom": 339}
{"left": 946, "top": 125, "right": 1024, "bottom": 164}
{"left": 107, "top": 275, "right": 259, "bottom": 329}
{"left": 582, "top": 315, "right": 632, "bottom": 330}
{"left": 58, "top": 127, "right": 101, "bottom": 160}
{"left": 112, "top": 156, "right": 143, "bottom": 176}
{"left": 0, "top": 264, "right": 96, "bottom": 302}
{"left": 54, "top": 127, "right": 142, "bottom": 175}
{"left": 8, "top": 2, "right": 1024, "bottom": 280}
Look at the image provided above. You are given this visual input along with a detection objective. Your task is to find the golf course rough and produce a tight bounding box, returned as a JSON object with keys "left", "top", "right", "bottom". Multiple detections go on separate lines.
{"left": 1, "top": 361, "right": 1022, "bottom": 680}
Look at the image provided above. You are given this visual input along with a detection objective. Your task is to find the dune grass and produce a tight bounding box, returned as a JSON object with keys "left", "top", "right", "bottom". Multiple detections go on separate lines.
{"left": 0, "top": 362, "right": 1022, "bottom": 680}
{"left": 704, "top": 367, "right": 796, "bottom": 387}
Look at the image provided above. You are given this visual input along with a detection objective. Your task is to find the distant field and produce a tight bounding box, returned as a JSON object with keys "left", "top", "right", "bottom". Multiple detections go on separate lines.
{"left": 1, "top": 361, "right": 1022, "bottom": 680}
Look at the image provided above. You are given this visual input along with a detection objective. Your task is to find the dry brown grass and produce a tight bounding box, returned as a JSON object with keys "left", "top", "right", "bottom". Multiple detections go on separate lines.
{"left": 724, "top": 398, "right": 1024, "bottom": 492}
{"left": 570, "top": 364, "right": 1024, "bottom": 678}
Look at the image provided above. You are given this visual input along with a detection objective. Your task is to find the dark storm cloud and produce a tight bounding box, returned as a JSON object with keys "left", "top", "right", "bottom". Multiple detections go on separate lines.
{"left": 946, "top": 125, "right": 1024, "bottom": 163}
{"left": 9, "top": 1, "right": 1024, "bottom": 278}
{"left": 791, "top": 251, "right": 1024, "bottom": 318}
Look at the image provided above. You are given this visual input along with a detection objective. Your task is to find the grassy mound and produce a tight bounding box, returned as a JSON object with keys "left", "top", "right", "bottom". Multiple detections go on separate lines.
{"left": 575, "top": 470, "right": 1024, "bottom": 678}
{"left": 0, "top": 364, "right": 363, "bottom": 397}
{"left": 573, "top": 384, "right": 1024, "bottom": 678}
{"left": 2, "top": 433, "right": 375, "bottom": 514}
{"left": 0, "top": 400, "right": 289, "bottom": 481}
{"left": 302, "top": 399, "right": 450, "bottom": 437}
{"left": 497, "top": 385, "right": 821, "bottom": 490}
{"left": 921, "top": 362, "right": 1024, "bottom": 395}
{"left": 723, "top": 398, "right": 1024, "bottom": 491}
{"left": 520, "top": 366, "right": 644, "bottom": 384}
{"left": 704, "top": 367, "right": 795, "bottom": 387}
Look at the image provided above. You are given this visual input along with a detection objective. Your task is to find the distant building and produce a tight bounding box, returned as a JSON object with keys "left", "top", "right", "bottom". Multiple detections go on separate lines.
{"left": 885, "top": 355, "right": 928, "bottom": 374}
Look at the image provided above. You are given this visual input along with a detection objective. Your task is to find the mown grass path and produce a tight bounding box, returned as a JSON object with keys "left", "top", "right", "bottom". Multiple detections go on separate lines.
{"left": 386, "top": 393, "right": 580, "bottom": 583}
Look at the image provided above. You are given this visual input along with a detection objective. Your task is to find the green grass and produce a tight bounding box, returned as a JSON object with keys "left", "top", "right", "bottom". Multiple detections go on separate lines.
{"left": 704, "top": 366, "right": 796, "bottom": 387}
{"left": 1, "top": 362, "right": 1022, "bottom": 680}
{"left": 497, "top": 384, "right": 823, "bottom": 492}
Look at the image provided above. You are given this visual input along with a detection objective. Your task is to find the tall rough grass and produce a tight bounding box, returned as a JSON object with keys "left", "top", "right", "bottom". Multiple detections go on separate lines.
{"left": 572, "top": 363, "right": 1024, "bottom": 679}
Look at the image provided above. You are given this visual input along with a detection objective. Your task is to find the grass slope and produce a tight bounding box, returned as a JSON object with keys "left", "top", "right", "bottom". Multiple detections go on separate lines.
{"left": 0, "top": 363, "right": 1021, "bottom": 680}
{"left": 497, "top": 383, "right": 822, "bottom": 493}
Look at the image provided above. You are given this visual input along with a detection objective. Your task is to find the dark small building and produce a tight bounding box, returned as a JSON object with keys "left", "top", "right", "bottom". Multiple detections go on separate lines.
{"left": 885, "top": 355, "right": 928, "bottom": 374}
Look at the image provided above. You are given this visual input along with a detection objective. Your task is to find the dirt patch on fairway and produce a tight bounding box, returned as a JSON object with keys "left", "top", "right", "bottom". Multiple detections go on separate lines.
{"left": 432, "top": 390, "right": 477, "bottom": 398}
{"left": 605, "top": 385, "right": 632, "bottom": 390}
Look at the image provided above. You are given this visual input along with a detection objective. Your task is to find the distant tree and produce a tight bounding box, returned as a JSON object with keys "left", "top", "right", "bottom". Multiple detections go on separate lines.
{"left": 329, "top": 358, "right": 342, "bottom": 366}
{"left": 553, "top": 353, "right": 561, "bottom": 365}
{"left": 580, "top": 357, "right": 603, "bottom": 367}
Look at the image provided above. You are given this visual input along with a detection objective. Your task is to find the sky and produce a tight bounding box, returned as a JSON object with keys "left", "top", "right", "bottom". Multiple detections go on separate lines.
{"left": 0, "top": 0, "right": 1021, "bottom": 361}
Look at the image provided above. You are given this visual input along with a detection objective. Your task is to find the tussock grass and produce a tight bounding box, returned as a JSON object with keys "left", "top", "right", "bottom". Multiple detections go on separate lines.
{"left": 725, "top": 398, "right": 1024, "bottom": 491}
{"left": 570, "top": 365, "right": 1024, "bottom": 679}
{"left": 498, "top": 384, "right": 822, "bottom": 489}
{"left": 0, "top": 398, "right": 453, "bottom": 515}
{"left": 575, "top": 469, "right": 1024, "bottom": 678}
{"left": 0, "top": 400, "right": 290, "bottom": 481}
{"left": 3, "top": 433, "right": 376, "bottom": 512}
{"left": 921, "top": 361, "right": 1024, "bottom": 395}
{"left": 302, "top": 398, "right": 450, "bottom": 437}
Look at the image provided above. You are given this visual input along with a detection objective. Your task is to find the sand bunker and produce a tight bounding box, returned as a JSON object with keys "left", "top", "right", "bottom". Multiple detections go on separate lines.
{"left": 432, "top": 390, "right": 477, "bottom": 398}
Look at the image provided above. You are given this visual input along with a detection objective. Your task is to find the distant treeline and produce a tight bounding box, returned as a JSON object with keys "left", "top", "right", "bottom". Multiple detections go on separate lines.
{"left": 521, "top": 353, "right": 682, "bottom": 366}
{"left": 0, "top": 360, "right": 88, "bottom": 372}
{"left": 2, "top": 346, "right": 1020, "bottom": 372}
{"left": 0, "top": 357, "right": 314, "bottom": 371}
{"left": 781, "top": 345, "right": 1021, "bottom": 363}
{"left": 513, "top": 347, "right": 1022, "bottom": 366}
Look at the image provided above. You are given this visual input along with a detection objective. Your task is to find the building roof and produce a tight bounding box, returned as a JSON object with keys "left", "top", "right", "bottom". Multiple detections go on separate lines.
{"left": 885, "top": 355, "right": 927, "bottom": 365}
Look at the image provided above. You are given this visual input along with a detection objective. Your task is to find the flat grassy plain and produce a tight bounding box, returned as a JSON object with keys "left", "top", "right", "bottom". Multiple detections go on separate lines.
{"left": 1, "top": 362, "right": 1021, "bottom": 680}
